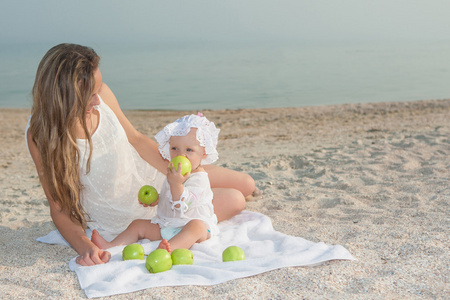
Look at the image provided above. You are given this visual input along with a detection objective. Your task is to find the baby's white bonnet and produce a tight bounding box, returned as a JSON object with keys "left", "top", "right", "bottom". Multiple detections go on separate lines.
{"left": 155, "top": 114, "right": 220, "bottom": 165}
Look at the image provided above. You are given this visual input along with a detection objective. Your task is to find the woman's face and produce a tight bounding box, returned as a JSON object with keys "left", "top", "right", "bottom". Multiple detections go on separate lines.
{"left": 86, "top": 68, "right": 103, "bottom": 114}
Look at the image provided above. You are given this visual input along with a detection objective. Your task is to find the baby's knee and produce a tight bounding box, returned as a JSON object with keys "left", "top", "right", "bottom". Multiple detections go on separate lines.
{"left": 188, "top": 219, "right": 209, "bottom": 242}
{"left": 189, "top": 219, "right": 207, "bottom": 230}
{"left": 128, "top": 219, "right": 148, "bottom": 230}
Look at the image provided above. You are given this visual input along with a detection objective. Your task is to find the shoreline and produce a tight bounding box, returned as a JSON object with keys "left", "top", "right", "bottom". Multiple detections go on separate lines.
{"left": 1, "top": 99, "right": 449, "bottom": 298}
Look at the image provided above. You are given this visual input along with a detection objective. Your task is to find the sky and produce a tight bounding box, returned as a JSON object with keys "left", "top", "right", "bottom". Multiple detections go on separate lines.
{"left": 1, "top": 0, "right": 450, "bottom": 45}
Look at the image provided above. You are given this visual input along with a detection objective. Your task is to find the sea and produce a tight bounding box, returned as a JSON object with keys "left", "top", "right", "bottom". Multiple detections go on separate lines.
{"left": 1, "top": 40, "right": 449, "bottom": 110}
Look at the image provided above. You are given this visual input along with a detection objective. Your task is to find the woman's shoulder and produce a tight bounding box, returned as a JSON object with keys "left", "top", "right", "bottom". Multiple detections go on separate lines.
{"left": 98, "top": 83, "right": 117, "bottom": 107}
{"left": 97, "top": 83, "right": 126, "bottom": 125}
{"left": 97, "top": 82, "right": 135, "bottom": 132}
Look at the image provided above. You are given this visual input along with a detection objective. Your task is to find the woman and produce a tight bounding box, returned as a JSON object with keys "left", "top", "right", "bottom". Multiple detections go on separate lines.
{"left": 26, "top": 43, "right": 255, "bottom": 266}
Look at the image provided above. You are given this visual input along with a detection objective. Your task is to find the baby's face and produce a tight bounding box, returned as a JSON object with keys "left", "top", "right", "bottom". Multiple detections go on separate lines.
{"left": 169, "top": 129, "right": 207, "bottom": 170}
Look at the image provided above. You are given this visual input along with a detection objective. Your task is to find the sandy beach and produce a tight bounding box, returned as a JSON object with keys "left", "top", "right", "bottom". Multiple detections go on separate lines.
{"left": 0, "top": 99, "right": 448, "bottom": 299}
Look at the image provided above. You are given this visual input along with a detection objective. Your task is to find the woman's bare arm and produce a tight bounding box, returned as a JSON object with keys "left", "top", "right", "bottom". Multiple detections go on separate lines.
{"left": 27, "top": 130, "right": 110, "bottom": 266}
{"left": 99, "top": 83, "right": 168, "bottom": 173}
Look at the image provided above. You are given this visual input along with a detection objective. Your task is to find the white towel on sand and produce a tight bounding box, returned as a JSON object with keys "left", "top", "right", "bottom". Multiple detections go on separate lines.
{"left": 37, "top": 211, "right": 355, "bottom": 298}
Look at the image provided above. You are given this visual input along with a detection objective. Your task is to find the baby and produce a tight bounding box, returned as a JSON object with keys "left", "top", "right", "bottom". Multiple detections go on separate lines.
{"left": 91, "top": 113, "right": 220, "bottom": 253}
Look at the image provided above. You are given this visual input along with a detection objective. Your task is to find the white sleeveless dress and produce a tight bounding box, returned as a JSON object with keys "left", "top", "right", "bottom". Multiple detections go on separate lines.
{"left": 26, "top": 97, "right": 165, "bottom": 235}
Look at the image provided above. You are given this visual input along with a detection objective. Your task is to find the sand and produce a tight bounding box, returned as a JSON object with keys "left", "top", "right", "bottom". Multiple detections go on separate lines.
{"left": 0, "top": 99, "right": 449, "bottom": 299}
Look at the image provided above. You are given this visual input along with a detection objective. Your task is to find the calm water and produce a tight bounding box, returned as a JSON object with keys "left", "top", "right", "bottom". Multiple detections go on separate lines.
{"left": 1, "top": 40, "right": 449, "bottom": 110}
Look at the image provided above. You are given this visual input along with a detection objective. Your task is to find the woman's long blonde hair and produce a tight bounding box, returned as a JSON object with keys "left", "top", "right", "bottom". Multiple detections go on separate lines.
{"left": 29, "top": 43, "right": 100, "bottom": 229}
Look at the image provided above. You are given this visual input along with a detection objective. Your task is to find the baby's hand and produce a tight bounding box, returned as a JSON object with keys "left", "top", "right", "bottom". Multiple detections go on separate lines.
{"left": 167, "top": 162, "right": 190, "bottom": 185}
{"left": 167, "top": 162, "right": 188, "bottom": 201}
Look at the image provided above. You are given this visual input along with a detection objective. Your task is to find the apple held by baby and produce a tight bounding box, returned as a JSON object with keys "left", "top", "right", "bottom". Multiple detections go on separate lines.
{"left": 138, "top": 185, "right": 159, "bottom": 205}
{"left": 170, "top": 155, "right": 192, "bottom": 176}
{"left": 138, "top": 157, "right": 190, "bottom": 205}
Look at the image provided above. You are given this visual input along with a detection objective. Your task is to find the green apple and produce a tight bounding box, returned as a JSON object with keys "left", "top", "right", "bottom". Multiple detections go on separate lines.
{"left": 171, "top": 248, "right": 194, "bottom": 265}
{"left": 145, "top": 249, "right": 172, "bottom": 273}
{"left": 170, "top": 156, "right": 192, "bottom": 176}
{"left": 138, "top": 185, "right": 158, "bottom": 205}
{"left": 122, "top": 243, "right": 145, "bottom": 261}
{"left": 222, "top": 246, "right": 245, "bottom": 262}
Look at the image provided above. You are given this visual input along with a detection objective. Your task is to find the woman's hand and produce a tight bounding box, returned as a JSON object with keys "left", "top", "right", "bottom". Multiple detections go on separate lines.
{"left": 75, "top": 244, "right": 111, "bottom": 266}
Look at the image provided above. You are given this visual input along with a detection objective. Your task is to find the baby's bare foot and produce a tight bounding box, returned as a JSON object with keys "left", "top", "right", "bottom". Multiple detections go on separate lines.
{"left": 91, "top": 229, "right": 110, "bottom": 250}
{"left": 158, "top": 239, "right": 172, "bottom": 253}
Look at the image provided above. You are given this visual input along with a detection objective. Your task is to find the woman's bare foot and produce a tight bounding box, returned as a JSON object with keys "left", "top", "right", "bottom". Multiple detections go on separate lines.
{"left": 245, "top": 187, "right": 263, "bottom": 202}
{"left": 91, "top": 229, "right": 111, "bottom": 250}
{"left": 158, "top": 239, "right": 172, "bottom": 253}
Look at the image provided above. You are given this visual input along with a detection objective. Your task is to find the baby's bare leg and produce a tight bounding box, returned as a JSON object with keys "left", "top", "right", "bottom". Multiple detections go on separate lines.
{"left": 91, "top": 229, "right": 112, "bottom": 249}
{"left": 162, "top": 219, "right": 209, "bottom": 252}
{"left": 92, "top": 220, "right": 162, "bottom": 249}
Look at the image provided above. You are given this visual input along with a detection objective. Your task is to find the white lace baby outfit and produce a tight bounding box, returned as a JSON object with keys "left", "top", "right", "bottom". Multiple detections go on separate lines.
{"left": 26, "top": 96, "right": 165, "bottom": 236}
{"left": 151, "top": 171, "right": 219, "bottom": 240}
